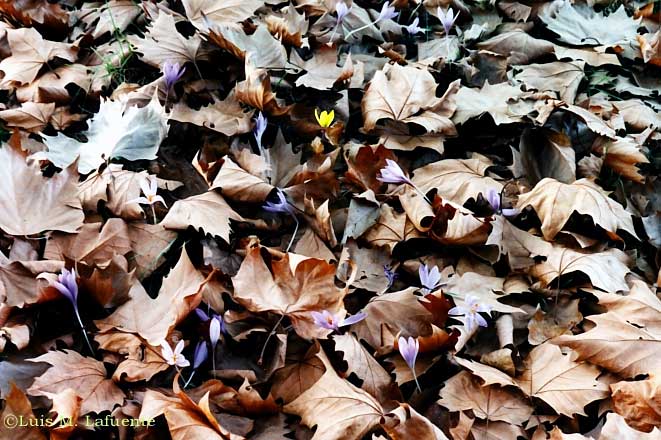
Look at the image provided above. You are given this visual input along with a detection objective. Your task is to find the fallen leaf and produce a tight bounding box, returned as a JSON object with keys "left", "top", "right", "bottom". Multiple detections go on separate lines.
{"left": 600, "top": 412, "right": 661, "bottom": 440}
{"left": 0, "top": 383, "right": 46, "bottom": 440}
{"left": 169, "top": 94, "right": 253, "bottom": 136}
{"left": 28, "top": 350, "right": 125, "bottom": 414}
{"left": 610, "top": 375, "right": 661, "bottom": 432}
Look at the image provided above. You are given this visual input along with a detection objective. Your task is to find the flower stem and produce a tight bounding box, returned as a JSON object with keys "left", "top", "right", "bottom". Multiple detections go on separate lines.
{"left": 258, "top": 313, "right": 286, "bottom": 366}
{"left": 412, "top": 367, "right": 422, "bottom": 393}
{"left": 74, "top": 308, "right": 95, "bottom": 356}
{"left": 184, "top": 370, "right": 196, "bottom": 388}
{"left": 211, "top": 346, "right": 217, "bottom": 380}
{"left": 151, "top": 204, "right": 158, "bottom": 225}
{"left": 412, "top": 184, "right": 432, "bottom": 205}
{"left": 345, "top": 18, "right": 380, "bottom": 39}
{"left": 286, "top": 216, "right": 299, "bottom": 253}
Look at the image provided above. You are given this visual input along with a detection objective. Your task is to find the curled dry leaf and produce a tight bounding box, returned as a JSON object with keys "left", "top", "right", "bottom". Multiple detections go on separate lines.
{"left": 610, "top": 374, "right": 661, "bottom": 432}
{"left": 383, "top": 403, "right": 449, "bottom": 440}
{"left": 0, "top": 383, "right": 45, "bottom": 440}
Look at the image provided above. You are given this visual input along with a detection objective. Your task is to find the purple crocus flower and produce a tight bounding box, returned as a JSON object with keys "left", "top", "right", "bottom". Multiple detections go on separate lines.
{"left": 419, "top": 264, "right": 443, "bottom": 293}
{"left": 335, "top": 1, "right": 351, "bottom": 24}
{"left": 264, "top": 188, "right": 295, "bottom": 216}
{"left": 162, "top": 61, "right": 186, "bottom": 90}
{"left": 377, "top": 159, "right": 413, "bottom": 186}
{"left": 398, "top": 336, "right": 421, "bottom": 392}
{"left": 192, "top": 340, "right": 209, "bottom": 369}
{"left": 254, "top": 112, "right": 267, "bottom": 150}
{"left": 384, "top": 265, "right": 398, "bottom": 289}
{"left": 486, "top": 189, "right": 518, "bottom": 217}
{"left": 405, "top": 17, "right": 423, "bottom": 34}
{"left": 437, "top": 7, "right": 459, "bottom": 36}
{"left": 448, "top": 295, "right": 491, "bottom": 332}
{"left": 377, "top": 2, "right": 398, "bottom": 21}
{"left": 311, "top": 310, "right": 367, "bottom": 331}
{"left": 52, "top": 268, "right": 78, "bottom": 307}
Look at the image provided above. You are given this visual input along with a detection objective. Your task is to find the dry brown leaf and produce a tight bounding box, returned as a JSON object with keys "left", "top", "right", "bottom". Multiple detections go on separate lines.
{"left": 129, "top": 12, "right": 209, "bottom": 68}
{"left": 438, "top": 370, "right": 533, "bottom": 425}
{"left": 0, "top": 144, "right": 83, "bottom": 236}
{"left": 0, "top": 0, "right": 68, "bottom": 36}
{"left": 0, "top": 383, "right": 46, "bottom": 440}
{"left": 169, "top": 94, "right": 253, "bottom": 136}
{"left": 81, "top": 1, "right": 142, "bottom": 39}
{"left": 211, "top": 156, "right": 274, "bottom": 203}
{"left": 412, "top": 154, "right": 503, "bottom": 205}
{"left": 264, "top": 4, "right": 309, "bottom": 47}
{"left": 592, "top": 136, "right": 650, "bottom": 184}
{"left": 283, "top": 351, "right": 384, "bottom": 440}
{"left": 0, "top": 27, "right": 77, "bottom": 87}
{"left": 126, "top": 222, "right": 178, "bottom": 279}
{"left": 362, "top": 63, "right": 459, "bottom": 134}
{"left": 600, "top": 412, "right": 661, "bottom": 440}
{"left": 0, "top": 102, "right": 54, "bottom": 132}
{"left": 95, "top": 249, "right": 208, "bottom": 345}
{"left": 333, "top": 333, "right": 400, "bottom": 403}
{"left": 271, "top": 343, "right": 325, "bottom": 404}
{"left": 28, "top": 350, "right": 125, "bottom": 414}
{"left": 182, "top": 0, "right": 263, "bottom": 29}
{"left": 610, "top": 375, "right": 661, "bottom": 432}
{"left": 46, "top": 388, "right": 82, "bottom": 440}
{"left": 95, "top": 332, "right": 169, "bottom": 382}
{"left": 517, "top": 177, "right": 638, "bottom": 240}
{"left": 452, "top": 81, "right": 534, "bottom": 125}
{"left": 161, "top": 190, "right": 244, "bottom": 243}
{"left": 383, "top": 403, "right": 449, "bottom": 439}
{"left": 353, "top": 288, "right": 434, "bottom": 350}
{"left": 0, "top": 260, "right": 62, "bottom": 307}
{"left": 514, "top": 343, "right": 609, "bottom": 416}
{"left": 44, "top": 219, "right": 132, "bottom": 268}
{"left": 471, "top": 420, "right": 527, "bottom": 440}
{"left": 235, "top": 60, "right": 291, "bottom": 116}
{"left": 528, "top": 297, "right": 583, "bottom": 345}
{"left": 16, "top": 64, "right": 90, "bottom": 104}
{"left": 445, "top": 272, "right": 522, "bottom": 314}
{"left": 552, "top": 313, "right": 659, "bottom": 379}
{"left": 291, "top": 46, "right": 354, "bottom": 90}
{"left": 231, "top": 243, "right": 347, "bottom": 339}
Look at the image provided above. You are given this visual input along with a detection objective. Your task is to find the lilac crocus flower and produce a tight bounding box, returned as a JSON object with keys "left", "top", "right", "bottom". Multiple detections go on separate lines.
{"left": 405, "top": 17, "right": 423, "bottom": 34}
{"left": 398, "top": 336, "right": 421, "bottom": 392}
{"left": 192, "top": 340, "right": 209, "bottom": 369}
{"left": 486, "top": 189, "right": 518, "bottom": 217}
{"left": 311, "top": 310, "right": 367, "bottom": 331}
{"left": 162, "top": 61, "right": 186, "bottom": 90}
{"left": 437, "top": 7, "right": 459, "bottom": 35}
{"left": 377, "top": 2, "right": 398, "bottom": 21}
{"left": 210, "top": 316, "right": 222, "bottom": 349}
{"left": 51, "top": 268, "right": 95, "bottom": 354}
{"left": 335, "top": 1, "right": 351, "bottom": 24}
{"left": 384, "top": 265, "right": 398, "bottom": 289}
{"left": 377, "top": 159, "right": 414, "bottom": 186}
{"left": 448, "top": 295, "right": 492, "bottom": 332}
{"left": 419, "top": 264, "right": 443, "bottom": 293}
{"left": 253, "top": 112, "right": 268, "bottom": 150}
{"left": 52, "top": 268, "right": 78, "bottom": 307}
{"left": 264, "top": 188, "right": 299, "bottom": 252}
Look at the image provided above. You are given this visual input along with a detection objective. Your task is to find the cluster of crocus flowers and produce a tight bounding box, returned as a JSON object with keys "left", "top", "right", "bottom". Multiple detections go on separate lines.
{"left": 263, "top": 188, "right": 299, "bottom": 252}
{"left": 418, "top": 264, "right": 443, "bottom": 294}
{"left": 377, "top": 159, "right": 431, "bottom": 204}
{"left": 398, "top": 336, "right": 421, "bottom": 392}
{"left": 184, "top": 340, "right": 209, "bottom": 387}
{"left": 315, "top": 109, "right": 335, "bottom": 128}
{"left": 51, "top": 268, "right": 95, "bottom": 355}
{"left": 448, "top": 295, "right": 492, "bottom": 332}
{"left": 345, "top": 1, "right": 398, "bottom": 39}
{"left": 128, "top": 175, "right": 167, "bottom": 224}
{"left": 486, "top": 188, "right": 518, "bottom": 217}
{"left": 195, "top": 308, "right": 224, "bottom": 377}
{"left": 311, "top": 310, "right": 367, "bottom": 332}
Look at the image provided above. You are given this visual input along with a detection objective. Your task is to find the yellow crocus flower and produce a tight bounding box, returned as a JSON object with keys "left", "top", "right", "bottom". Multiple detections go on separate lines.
{"left": 315, "top": 109, "right": 335, "bottom": 128}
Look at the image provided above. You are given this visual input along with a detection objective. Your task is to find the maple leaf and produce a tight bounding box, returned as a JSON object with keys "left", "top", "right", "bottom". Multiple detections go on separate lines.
{"left": 38, "top": 99, "right": 167, "bottom": 174}
{"left": 80, "top": 0, "right": 142, "bottom": 39}
{"left": 0, "top": 102, "right": 55, "bottom": 132}
{"left": 95, "top": 249, "right": 209, "bottom": 345}
{"left": 610, "top": 374, "right": 661, "bottom": 432}
{"left": 28, "top": 350, "right": 125, "bottom": 414}
{"left": 283, "top": 351, "right": 384, "bottom": 440}
{"left": 231, "top": 242, "right": 348, "bottom": 339}
{"left": 161, "top": 190, "right": 244, "bottom": 243}
{"left": 128, "top": 12, "right": 210, "bottom": 68}
{"left": 438, "top": 371, "right": 533, "bottom": 425}
{"left": 362, "top": 63, "right": 460, "bottom": 134}
{"left": 411, "top": 154, "right": 503, "bottom": 205}
{"left": 0, "top": 27, "right": 77, "bottom": 87}
{"left": 553, "top": 281, "right": 660, "bottom": 378}
{"left": 516, "top": 177, "right": 638, "bottom": 240}
{"left": 600, "top": 412, "right": 661, "bottom": 439}
{"left": 383, "top": 403, "right": 450, "bottom": 440}
{"left": 169, "top": 93, "right": 253, "bottom": 136}
{"left": 182, "top": 0, "right": 263, "bottom": 30}
{"left": 452, "top": 81, "right": 534, "bottom": 125}
{"left": 0, "top": 144, "right": 83, "bottom": 236}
